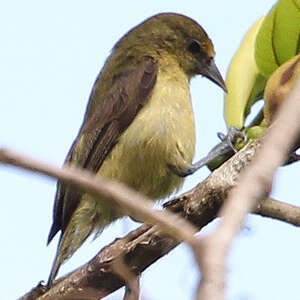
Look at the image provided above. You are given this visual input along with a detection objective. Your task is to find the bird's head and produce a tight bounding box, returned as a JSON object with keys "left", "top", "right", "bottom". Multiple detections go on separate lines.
{"left": 114, "top": 13, "right": 226, "bottom": 91}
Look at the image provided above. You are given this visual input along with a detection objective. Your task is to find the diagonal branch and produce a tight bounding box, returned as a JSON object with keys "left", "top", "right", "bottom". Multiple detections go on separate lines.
{"left": 196, "top": 77, "right": 300, "bottom": 300}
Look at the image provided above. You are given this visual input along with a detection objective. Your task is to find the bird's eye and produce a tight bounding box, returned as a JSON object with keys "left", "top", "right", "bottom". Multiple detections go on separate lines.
{"left": 187, "top": 39, "right": 201, "bottom": 54}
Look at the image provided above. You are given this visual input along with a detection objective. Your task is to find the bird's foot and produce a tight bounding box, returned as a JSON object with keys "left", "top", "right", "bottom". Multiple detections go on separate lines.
{"left": 168, "top": 127, "right": 247, "bottom": 177}
{"left": 217, "top": 126, "right": 248, "bottom": 153}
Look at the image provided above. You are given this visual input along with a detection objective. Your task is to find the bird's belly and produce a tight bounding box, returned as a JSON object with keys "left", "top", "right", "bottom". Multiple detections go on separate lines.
{"left": 91, "top": 71, "right": 195, "bottom": 227}
{"left": 99, "top": 79, "right": 195, "bottom": 200}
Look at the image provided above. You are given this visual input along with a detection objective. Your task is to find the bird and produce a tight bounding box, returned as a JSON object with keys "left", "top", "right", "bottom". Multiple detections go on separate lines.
{"left": 47, "top": 12, "right": 226, "bottom": 286}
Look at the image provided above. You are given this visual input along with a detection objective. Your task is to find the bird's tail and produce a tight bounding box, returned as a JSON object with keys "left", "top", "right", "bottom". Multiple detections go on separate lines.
{"left": 47, "top": 216, "right": 95, "bottom": 286}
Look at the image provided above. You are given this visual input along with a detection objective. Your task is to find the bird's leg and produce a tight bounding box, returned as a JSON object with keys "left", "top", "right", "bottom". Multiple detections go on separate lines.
{"left": 169, "top": 127, "right": 247, "bottom": 177}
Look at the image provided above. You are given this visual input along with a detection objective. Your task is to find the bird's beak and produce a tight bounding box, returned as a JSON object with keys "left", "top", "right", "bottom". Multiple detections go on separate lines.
{"left": 201, "top": 59, "right": 227, "bottom": 92}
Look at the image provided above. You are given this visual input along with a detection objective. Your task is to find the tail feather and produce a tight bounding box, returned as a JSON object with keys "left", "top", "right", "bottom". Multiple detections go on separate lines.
{"left": 47, "top": 220, "right": 94, "bottom": 286}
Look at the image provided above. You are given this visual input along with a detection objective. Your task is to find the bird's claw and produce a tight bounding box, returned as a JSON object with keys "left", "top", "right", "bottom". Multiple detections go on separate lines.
{"left": 217, "top": 126, "right": 247, "bottom": 153}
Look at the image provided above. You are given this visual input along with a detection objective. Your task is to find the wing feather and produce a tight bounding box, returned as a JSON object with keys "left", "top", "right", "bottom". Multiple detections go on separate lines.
{"left": 47, "top": 57, "right": 158, "bottom": 243}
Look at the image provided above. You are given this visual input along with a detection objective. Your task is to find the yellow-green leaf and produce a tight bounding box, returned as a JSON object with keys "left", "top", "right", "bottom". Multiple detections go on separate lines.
{"left": 274, "top": 0, "right": 300, "bottom": 64}
{"left": 225, "top": 0, "right": 300, "bottom": 130}
{"left": 255, "top": 0, "right": 300, "bottom": 77}
{"left": 225, "top": 17, "right": 266, "bottom": 129}
{"left": 255, "top": 6, "right": 279, "bottom": 77}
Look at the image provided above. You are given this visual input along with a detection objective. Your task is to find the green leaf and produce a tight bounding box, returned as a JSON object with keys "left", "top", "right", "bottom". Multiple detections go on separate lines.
{"left": 274, "top": 0, "right": 300, "bottom": 64}
{"left": 255, "top": 7, "right": 279, "bottom": 77}
{"left": 255, "top": 0, "right": 300, "bottom": 77}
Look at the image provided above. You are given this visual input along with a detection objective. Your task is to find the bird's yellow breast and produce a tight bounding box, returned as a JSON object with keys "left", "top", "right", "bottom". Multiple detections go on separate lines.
{"left": 99, "top": 56, "right": 195, "bottom": 198}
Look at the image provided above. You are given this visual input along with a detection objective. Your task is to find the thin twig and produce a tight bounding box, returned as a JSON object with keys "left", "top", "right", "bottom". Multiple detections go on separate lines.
{"left": 256, "top": 197, "right": 300, "bottom": 226}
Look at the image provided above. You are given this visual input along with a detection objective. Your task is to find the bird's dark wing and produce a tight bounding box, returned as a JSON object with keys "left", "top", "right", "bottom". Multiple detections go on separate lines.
{"left": 48, "top": 57, "right": 158, "bottom": 243}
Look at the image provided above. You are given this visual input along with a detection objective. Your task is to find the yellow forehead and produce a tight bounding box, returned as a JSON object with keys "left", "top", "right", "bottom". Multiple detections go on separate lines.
{"left": 201, "top": 39, "right": 215, "bottom": 57}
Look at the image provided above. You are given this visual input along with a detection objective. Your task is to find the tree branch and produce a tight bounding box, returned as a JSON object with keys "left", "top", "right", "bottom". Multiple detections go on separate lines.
{"left": 256, "top": 197, "right": 300, "bottom": 226}
{"left": 2, "top": 137, "right": 296, "bottom": 299}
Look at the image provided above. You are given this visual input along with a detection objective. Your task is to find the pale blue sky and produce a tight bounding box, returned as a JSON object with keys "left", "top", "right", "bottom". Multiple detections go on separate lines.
{"left": 2, "top": 1, "right": 300, "bottom": 299}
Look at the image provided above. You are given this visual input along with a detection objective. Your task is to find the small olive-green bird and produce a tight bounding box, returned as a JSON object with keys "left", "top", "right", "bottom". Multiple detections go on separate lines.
{"left": 47, "top": 12, "right": 226, "bottom": 285}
